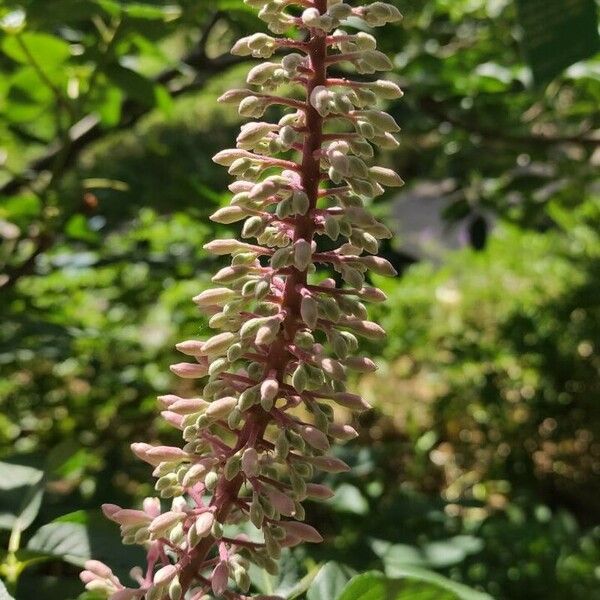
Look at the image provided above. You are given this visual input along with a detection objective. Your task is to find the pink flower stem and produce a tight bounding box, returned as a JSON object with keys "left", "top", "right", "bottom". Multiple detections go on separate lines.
{"left": 176, "top": 2, "right": 329, "bottom": 594}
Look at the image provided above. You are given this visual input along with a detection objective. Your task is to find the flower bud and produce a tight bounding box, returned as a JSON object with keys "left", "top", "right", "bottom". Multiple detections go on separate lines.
{"left": 239, "top": 95, "right": 268, "bottom": 118}
{"left": 328, "top": 422, "right": 359, "bottom": 441}
{"left": 148, "top": 511, "right": 185, "bottom": 537}
{"left": 279, "top": 520, "right": 323, "bottom": 543}
{"left": 292, "top": 190, "right": 309, "bottom": 214}
{"left": 264, "top": 487, "right": 296, "bottom": 516}
{"left": 369, "top": 165, "right": 404, "bottom": 187}
{"left": 292, "top": 363, "right": 308, "bottom": 393}
{"left": 218, "top": 88, "right": 253, "bottom": 104}
{"left": 169, "top": 577, "right": 182, "bottom": 600}
{"left": 306, "top": 455, "right": 350, "bottom": 473}
{"left": 344, "top": 355, "right": 377, "bottom": 372}
{"left": 297, "top": 424, "right": 330, "bottom": 451}
{"left": 154, "top": 565, "right": 177, "bottom": 586}
{"left": 131, "top": 443, "right": 188, "bottom": 467}
{"left": 202, "top": 332, "right": 236, "bottom": 354}
{"left": 247, "top": 62, "right": 279, "bottom": 85}
{"left": 360, "top": 255, "right": 398, "bottom": 276}
{"left": 332, "top": 391, "right": 371, "bottom": 411}
{"left": 194, "top": 511, "right": 215, "bottom": 538}
{"left": 210, "top": 206, "right": 247, "bottom": 224}
{"left": 204, "top": 471, "right": 219, "bottom": 492}
{"left": 212, "top": 148, "right": 248, "bottom": 166}
{"left": 84, "top": 560, "right": 114, "bottom": 579}
{"left": 175, "top": 340, "right": 205, "bottom": 357}
{"left": 206, "top": 396, "right": 237, "bottom": 418}
{"left": 373, "top": 79, "right": 403, "bottom": 99}
{"left": 293, "top": 239, "right": 312, "bottom": 271}
{"left": 211, "top": 561, "right": 229, "bottom": 596}
{"left": 169, "top": 362, "right": 208, "bottom": 379}
{"left": 193, "top": 287, "right": 236, "bottom": 307}
{"left": 241, "top": 447, "right": 260, "bottom": 478}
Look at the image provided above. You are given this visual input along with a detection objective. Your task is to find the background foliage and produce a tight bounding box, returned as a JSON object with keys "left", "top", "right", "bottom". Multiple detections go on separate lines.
{"left": 0, "top": 1, "right": 598, "bottom": 599}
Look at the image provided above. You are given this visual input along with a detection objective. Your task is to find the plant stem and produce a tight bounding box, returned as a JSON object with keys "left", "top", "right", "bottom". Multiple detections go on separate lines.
{"left": 177, "top": 4, "right": 328, "bottom": 594}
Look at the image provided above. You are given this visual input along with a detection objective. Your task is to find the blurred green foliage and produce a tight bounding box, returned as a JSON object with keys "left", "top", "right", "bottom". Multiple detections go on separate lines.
{"left": 0, "top": 0, "right": 598, "bottom": 599}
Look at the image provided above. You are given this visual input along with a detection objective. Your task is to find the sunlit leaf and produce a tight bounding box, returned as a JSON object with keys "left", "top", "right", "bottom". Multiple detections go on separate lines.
{"left": 1, "top": 32, "right": 71, "bottom": 65}
{"left": 0, "top": 461, "right": 44, "bottom": 532}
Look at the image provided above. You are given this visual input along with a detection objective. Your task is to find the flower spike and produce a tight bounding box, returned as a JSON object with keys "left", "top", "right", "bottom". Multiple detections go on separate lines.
{"left": 84, "top": 1, "right": 403, "bottom": 598}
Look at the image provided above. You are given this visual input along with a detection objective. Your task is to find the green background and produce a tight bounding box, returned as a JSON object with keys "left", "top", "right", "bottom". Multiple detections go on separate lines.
{"left": 0, "top": 1, "right": 599, "bottom": 599}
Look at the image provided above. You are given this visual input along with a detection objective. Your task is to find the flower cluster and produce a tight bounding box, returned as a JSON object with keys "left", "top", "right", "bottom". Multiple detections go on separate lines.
{"left": 83, "top": 1, "right": 403, "bottom": 598}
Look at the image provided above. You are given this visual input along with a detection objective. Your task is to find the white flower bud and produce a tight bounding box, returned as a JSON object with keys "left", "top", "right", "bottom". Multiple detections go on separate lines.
{"left": 195, "top": 511, "right": 215, "bottom": 538}
{"left": 368, "top": 166, "right": 405, "bottom": 187}
{"left": 193, "top": 287, "right": 236, "bottom": 307}
{"left": 247, "top": 62, "right": 279, "bottom": 85}
{"left": 202, "top": 332, "right": 236, "bottom": 355}
{"left": 154, "top": 565, "right": 177, "bottom": 586}
{"left": 217, "top": 88, "right": 253, "bottom": 104}
{"left": 329, "top": 3, "right": 352, "bottom": 19}
{"left": 169, "top": 362, "right": 208, "bottom": 379}
{"left": 363, "top": 49, "right": 393, "bottom": 71}
{"left": 360, "top": 109, "right": 400, "bottom": 133}
{"left": 206, "top": 396, "right": 237, "bottom": 418}
{"left": 239, "top": 96, "right": 267, "bottom": 117}
{"left": 297, "top": 424, "right": 330, "bottom": 451}
{"left": 373, "top": 79, "right": 403, "bottom": 99}
{"left": 291, "top": 190, "right": 310, "bottom": 214}
{"left": 237, "top": 122, "right": 277, "bottom": 147}
{"left": 148, "top": 511, "right": 185, "bottom": 537}
{"left": 360, "top": 255, "right": 398, "bottom": 276}
{"left": 212, "top": 149, "right": 248, "bottom": 166}
{"left": 210, "top": 206, "right": 247, "bottom": 224}
{"left": 281, "top": 53, "right": 305, "bottom": 74}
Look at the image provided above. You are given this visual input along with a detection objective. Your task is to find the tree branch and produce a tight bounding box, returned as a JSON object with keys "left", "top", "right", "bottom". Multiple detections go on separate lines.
{"left": 0, "top": 51, "right": 245, "bottom": 196}
{"left": 419, "top": 97, "right": 600, "bottom": 149}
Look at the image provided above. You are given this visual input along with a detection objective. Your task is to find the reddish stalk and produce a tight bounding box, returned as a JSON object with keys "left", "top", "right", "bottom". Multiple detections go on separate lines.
{"left": 178, "top": 5, "right": 328, "bottom": 594}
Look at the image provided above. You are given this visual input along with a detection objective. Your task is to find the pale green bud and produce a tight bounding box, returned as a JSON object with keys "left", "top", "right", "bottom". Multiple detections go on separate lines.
{"left": 241, "top": 447, "right": 260, "bottom": 478}
{"left": 239, "top": 96, "right": 267, "bottom": 118}
{"left": 227, "top": 408, "right": 242, "bottom": 429}
{"left": 292, "top": 190, "right": 310, "bottom": 214}
{"left": 225, "top": 454, "right": 242, "bottom": 480}
{"left": 250, "top": 493, "right": 264, "bottom": 528}
{"left": 300, "top": 295, "right": 318, "bottom": 328}
{"left": 204, "top": 471, "right": 219, "bottom": 491}
{"left": 293, "top": 239, "right": 312, "bottom": 270}
{"left": 247, "top": 61, "right": 279, "bottom": 85}
{"left": 271, "top": 245, "right": 293, "bottom": 269}
{"left": 210, "top": 206, "right": 247, "bottom": 224}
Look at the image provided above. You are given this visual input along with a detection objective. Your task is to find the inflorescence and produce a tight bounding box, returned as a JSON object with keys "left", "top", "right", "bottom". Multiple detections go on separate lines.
{"left": 82, "top": 1, "right": 403, "bottom": 598}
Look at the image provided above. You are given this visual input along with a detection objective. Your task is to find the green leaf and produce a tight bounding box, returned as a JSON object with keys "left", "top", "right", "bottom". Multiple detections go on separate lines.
{"left": 65, "top": 214, "right": 100, "bottom": 243}
{"left": 371, "top": 536, "right": 484, "bottom": 572}
{"left": 370, "top": 540, "right": 426, "bottom": 568}
{"left": 105, "top": 64, "right": 161, "bottom": 107}
{"left": 0, "top": 461, "right": 44, "bottom": 532}
{"left": 92, "top": 85, "right": 123, "bottom": 127}
{"left": 26, "top": 511, "right": 144, "bottom": 579}
{"left": 124, "top": 3, "right": 182, "bottom": 21}
{"left": 1, "top": 32, "right": 71, "bottom": 65}
{"left": 335, "top": 570, "right": 492, "bottom": 600}
{"left": 335, "top": 572, "right": 391, "bottom": 600}
{"left": 384, "top": 565, "right": 493, "bottom": 600}
{"left": 0, "top": 194, "right": 41, "bottom": 225}
{"left": 326, "top": 484, "right": 369, "bottom": 515}
{"left": 307, "top": 562, "right": 353, "bottom": 600}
